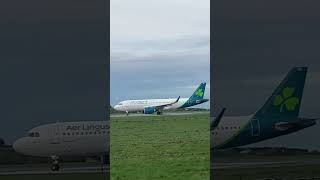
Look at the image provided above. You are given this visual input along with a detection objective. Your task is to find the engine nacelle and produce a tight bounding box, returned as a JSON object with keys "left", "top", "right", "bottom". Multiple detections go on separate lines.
{"left": 143, "top": 107, "right": 156, "bottom": 114}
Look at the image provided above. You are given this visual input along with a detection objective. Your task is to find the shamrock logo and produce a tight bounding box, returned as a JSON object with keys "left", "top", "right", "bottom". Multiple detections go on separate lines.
{"left": 195, "top": 89, "right": 204, "bottom": 97}
{"left": 273, "top": 87, "right": 299, "bottom": 112}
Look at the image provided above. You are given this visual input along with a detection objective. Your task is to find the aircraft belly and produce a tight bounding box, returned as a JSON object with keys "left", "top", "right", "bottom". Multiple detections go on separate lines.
{"left": 60, "top": 137, "right": 107, "bottom": 156}
{"left": 28, "top": 136, "right": 107, "bottom": 157}
{"left": 212, "top": 130, "right": 238, "bottom": 148}
{"left": 127, "top": 105, "right": 143, "bottom": 112}
{"left": 211, "top": 116, "right": 251, "bottom": 149}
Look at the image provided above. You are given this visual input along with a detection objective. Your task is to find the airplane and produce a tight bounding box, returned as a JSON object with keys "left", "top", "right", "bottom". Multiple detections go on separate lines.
{"left": 13, "top": 121, "right": 109, "bottom": 171}
{"left": 113, "top": 82, "right": 209, "bottom": 115}
{"left": 211, "top": 67, "right": 318, "bottom": 149}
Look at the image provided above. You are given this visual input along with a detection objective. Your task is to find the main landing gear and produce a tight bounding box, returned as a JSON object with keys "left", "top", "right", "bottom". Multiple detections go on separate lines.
{"left": 51, "top": 156, "right": 60, "bottom": 171}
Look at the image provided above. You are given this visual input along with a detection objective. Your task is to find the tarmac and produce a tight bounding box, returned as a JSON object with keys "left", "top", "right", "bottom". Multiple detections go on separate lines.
{"left": 212, "top": 159, "right": 320, "bottom": 170}
{"left": 0, "top": 162, "right": 109, "bottom": 175}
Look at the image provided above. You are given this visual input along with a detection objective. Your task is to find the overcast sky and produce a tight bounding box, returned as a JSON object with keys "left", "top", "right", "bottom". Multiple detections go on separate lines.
{"left": 212, "top": 0, "right": 320, "bottom": 150}
{"left": 110, "top": 0, "right": 210, "bottom": 107}
{"left": 0, "top": 0, "right": 107, "bottom": 143}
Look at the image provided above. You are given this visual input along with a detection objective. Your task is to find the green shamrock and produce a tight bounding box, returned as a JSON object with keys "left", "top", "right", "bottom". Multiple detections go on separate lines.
{"left": 273, "top": 87, "right": 299, "bottom": 112}
{"left": 195, "top": 89, "right": 204, "bottom": 97}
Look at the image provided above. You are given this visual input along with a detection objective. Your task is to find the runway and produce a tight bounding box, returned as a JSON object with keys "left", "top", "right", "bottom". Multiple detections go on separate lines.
{"left": 111, "top": 111, "right": 209, "bottom": 118}
{"left": 0, "top": 163, "right": 109, "bottom": 175}
{"left": 212, "top": 159, "right": 320, "bottom": 170}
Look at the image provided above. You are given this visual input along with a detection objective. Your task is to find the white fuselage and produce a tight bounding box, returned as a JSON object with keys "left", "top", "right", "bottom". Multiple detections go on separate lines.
{"left": 211, "top": 115, "right": 251, "bottom": 148}
{"left": 13, "top": 121, "right": 109, "bottom": 157}
{"left": 114, "top": 98, "right": 189, "bottom": 112}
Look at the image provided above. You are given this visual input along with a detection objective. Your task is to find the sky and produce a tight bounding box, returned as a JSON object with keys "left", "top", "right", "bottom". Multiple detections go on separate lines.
{"left": 212, "top": 0, "right": 320, "bottom": 150}
{"left": 0, "top": 0, "right": 108, "bottom": 143}
{"left": 110, "top": 0, "right": 210, "bottom": 107}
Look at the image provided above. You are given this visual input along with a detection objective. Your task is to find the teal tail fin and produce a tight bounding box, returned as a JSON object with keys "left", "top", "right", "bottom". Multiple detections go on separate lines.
{"left": 254, "top": 67, "right": 307, "bottom": 120}
{"left": 180, "top": 82, "right": 207, "bottom": 108}
{"left": 190, "top": 82, "right": 206, "bottom": 101}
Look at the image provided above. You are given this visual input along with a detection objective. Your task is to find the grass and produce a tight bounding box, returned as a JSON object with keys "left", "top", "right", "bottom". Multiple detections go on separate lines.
{"left": 110, "top": 113, "right": 210, "bottom": 180}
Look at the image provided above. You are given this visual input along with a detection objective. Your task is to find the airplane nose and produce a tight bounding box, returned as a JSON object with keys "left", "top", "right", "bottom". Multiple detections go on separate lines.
{"left": 114, "top": 105, "right": 119, "bottom": 110}
{"left": 13, "top": 138, "right": 25, "bottom": 154}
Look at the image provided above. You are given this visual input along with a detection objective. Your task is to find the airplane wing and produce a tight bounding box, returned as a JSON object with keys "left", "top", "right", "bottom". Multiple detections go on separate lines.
{"left": 211, "top": 108, "right": 226, "bottom": 130}
{"left": 142, "top": 96, "right": 180, "bottom": 114}
{"left": 153, "top": 96, "right": 180, "bottom": 113}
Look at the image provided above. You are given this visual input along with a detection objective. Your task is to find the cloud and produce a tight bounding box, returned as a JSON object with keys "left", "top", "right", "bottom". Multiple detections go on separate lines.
{"left": 111, "top": 35, "right": 210, "bottom": 62}
{"left": 111, "top": 0, "right": 210, "bottom": 42}
{"left": 110, "top": 0, "right": 210, "bottom": 109}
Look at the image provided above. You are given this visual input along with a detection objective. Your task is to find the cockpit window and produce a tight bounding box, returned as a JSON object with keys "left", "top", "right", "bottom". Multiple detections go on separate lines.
{"left": 28, "top": 132, "right": 40, "bottom": 137}
{"left": 118, "top": 103, "right": 123, "bottom": 105}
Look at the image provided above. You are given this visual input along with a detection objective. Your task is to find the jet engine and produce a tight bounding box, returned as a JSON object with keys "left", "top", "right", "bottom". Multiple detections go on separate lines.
{"left": 143, "top": 107, "right": 156, "bottom": 114}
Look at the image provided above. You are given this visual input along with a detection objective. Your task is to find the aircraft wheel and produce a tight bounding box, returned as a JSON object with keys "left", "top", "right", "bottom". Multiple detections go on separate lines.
{"left": 51, "top": 164, "right": 60, "bottom": 171}
{"left": 157, "top": 111, "right": 161, "bottom": 115}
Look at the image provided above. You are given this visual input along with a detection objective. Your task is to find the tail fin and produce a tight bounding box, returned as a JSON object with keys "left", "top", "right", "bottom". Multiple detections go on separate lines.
{"left": 190, "top": 82, "right": 206, "bottom": 101}
{"left": 254, "top": 67, "right": 307, "bottom": 120}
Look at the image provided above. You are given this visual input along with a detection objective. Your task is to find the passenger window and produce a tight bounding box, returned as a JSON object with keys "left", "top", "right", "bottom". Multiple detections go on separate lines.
{"left": 35, "top": 132, "right": 40, "bottom": 137}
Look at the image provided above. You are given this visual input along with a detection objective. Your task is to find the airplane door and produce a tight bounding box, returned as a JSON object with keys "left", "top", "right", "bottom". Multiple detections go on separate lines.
{"left": 50, "top": 123, "right": 60, "bottom": 144}
{"left": 250, "top": 117, "right": 260, "bottom": 136}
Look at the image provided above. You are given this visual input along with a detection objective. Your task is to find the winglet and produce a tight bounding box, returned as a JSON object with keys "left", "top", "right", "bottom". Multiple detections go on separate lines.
{"left": 175, "top": 96, "right": 180, "bottom": 103}
{"left": 211, "top": 108, "right": 226, "bottom": 130}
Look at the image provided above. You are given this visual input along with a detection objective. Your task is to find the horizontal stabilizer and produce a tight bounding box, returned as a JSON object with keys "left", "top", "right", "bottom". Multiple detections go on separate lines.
{"left": 274, "top": 118, "right": 318, "bottom": 131}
